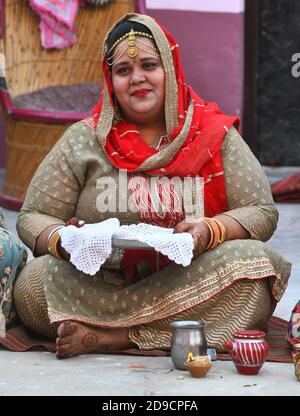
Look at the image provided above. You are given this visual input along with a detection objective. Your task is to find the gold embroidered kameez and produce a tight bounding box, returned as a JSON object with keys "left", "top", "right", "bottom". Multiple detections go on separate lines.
{"left": 14, "top": 122, "right": 291, "bottom": 351}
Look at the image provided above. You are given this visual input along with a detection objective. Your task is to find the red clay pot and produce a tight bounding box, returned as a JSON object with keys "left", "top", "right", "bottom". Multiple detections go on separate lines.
{"left": 224, "top": 330, "right": 269, "bottom": 375}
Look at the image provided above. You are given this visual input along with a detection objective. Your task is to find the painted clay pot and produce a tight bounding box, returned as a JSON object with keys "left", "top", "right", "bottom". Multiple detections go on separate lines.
{"left": 224, "top": 330, "right": 269, "bottom": 375}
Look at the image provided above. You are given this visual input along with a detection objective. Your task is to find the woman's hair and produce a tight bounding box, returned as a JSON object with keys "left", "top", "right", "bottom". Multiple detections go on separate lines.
{"left": 106, "top": 18, "right": 155, "bottom": 62}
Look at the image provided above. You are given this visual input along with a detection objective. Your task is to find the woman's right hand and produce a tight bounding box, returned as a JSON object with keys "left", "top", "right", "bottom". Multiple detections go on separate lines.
{"left": 66, "top": 217, "right": 85, "bottom": 227}
{"left": 57, "top": 217, "right": 85, "bottom": 259}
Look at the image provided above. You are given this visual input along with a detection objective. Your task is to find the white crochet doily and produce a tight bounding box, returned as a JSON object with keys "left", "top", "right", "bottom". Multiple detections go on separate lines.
{"left": 59, "top": 219, "right": 194, "bottom": 275}
{"left": 59, "top": 218, "right": 120, "bottom": 275}
{"left": 115, "top": 223, "right": 194, "bottom": 267}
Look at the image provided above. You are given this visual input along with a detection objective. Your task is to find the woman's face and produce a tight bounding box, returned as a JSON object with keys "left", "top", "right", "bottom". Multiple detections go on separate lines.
{"left": 111, "top": 37, "right": 165, "bottom": 126}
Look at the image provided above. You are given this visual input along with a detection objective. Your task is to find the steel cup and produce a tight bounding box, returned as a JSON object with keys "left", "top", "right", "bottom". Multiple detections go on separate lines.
{"left": 170, "top": 320, "right": 207, "bottom": 370}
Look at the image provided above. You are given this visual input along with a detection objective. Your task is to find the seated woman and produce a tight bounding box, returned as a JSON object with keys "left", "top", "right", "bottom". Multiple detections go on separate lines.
{"left": 15, "top": 13, "right": 291, "bottom": 359}
{"left": 0, "top": 208, "right": 27, "bottom": 331}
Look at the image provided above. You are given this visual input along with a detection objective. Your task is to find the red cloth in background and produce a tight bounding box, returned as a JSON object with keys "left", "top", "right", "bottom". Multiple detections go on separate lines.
{"left": 271, "top": 173, "right": 300, "bottom": 203}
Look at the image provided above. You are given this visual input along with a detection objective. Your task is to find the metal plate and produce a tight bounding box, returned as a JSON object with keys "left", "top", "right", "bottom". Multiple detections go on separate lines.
{"left": 111, "top": 235, "right": 154, "bottom": 250}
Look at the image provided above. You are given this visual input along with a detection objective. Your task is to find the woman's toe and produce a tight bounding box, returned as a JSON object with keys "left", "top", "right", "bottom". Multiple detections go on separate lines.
{"left": 58, "top": 320, "right": 76, "bottom": 337}
{"left": 56, "top": 344, "right": 72, "bottom": 358}
{"left": 56, "top": 336, "right": 72, "bottom": 347}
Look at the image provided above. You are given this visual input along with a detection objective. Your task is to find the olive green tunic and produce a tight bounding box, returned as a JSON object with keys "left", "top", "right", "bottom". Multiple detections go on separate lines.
{"left": 14, "top": 121, "right": 291, "bottom": 351}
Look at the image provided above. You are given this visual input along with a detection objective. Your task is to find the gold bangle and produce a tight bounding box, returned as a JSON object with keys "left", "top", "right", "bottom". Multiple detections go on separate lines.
{"left": 213, "top": 219, "right": 227, "bottom": 244}
{"left": 207, "top": 219, "right": 221, "bottom": 250}
{"left": 47, "top": 226, "right": 64, "bottom": 246}
{"left": 201, "top": 217, "right": 227, "bottom": 251}
{"left": 200, "top": 218, "right": 214, "bottom": 250}
{"left": 47, "top": 227, "right": 64, "bottom": 260}
{"left": 52, "top": 231, "right": 64, "bottom": 260}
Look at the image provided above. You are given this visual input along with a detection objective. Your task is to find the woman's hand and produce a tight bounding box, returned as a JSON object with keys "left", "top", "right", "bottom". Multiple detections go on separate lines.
{"left": 173, "top": 220, "right": 210, "bottom": 258}
{"left": 66, "top": 217, "right": 85, "bottom": 228}
{"left": 57, "top": 217, "right": 86, "bottom": 260}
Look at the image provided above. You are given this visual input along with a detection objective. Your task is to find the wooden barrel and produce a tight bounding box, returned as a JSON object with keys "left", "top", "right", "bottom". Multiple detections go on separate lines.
{"left": 0, "top": 0, "right": 137, "bottom": 209}
{"left": 0, "top": 113, "right": 73, "bottom": 208}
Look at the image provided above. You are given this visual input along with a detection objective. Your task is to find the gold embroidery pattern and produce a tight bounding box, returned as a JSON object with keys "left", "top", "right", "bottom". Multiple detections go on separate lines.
{"left": 96, "top": 83, "right": 114, "bottom": 147}
{"left": 221, "top": 127, "right": 279, "bottom": 241}
{"left": 47, "top": 256, "right": 288, "bottom": 328}
{"left": 128, "top": 279, "right": 272, "bottom": 351}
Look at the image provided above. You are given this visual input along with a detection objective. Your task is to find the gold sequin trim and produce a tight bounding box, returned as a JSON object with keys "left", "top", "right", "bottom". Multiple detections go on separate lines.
{"left": 96, "top": 83, "right": 114, "bottom": 147}
{"left": 47, "top": 256, "right": 286, "bottom": 327}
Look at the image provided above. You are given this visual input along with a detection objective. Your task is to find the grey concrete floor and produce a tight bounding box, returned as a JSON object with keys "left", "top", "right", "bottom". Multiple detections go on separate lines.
{"left": 0, "top": 172, "right": 299, "bottom": 396}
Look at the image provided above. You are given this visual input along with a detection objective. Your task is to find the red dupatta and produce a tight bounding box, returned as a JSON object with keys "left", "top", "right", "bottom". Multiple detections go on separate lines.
{"left": 92, "top": 14, "right": 240, "bottom": 281}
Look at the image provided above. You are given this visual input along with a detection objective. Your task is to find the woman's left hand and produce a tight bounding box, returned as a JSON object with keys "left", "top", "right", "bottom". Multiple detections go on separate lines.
{"left": 173, "top": 220, "right": 210, "bottom": 258}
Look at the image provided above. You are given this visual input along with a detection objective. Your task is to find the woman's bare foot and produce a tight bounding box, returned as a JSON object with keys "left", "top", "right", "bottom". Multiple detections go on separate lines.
{"left": 56, "top": 321, "right": 133, "bottom": 359}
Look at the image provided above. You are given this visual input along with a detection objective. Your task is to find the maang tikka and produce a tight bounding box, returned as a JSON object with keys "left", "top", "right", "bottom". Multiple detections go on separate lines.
{"left": 107, "top": 28, "right": 159, "bottom": 66}
{"left": 127, "top": 29, "right": 138, "bottom": 58}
